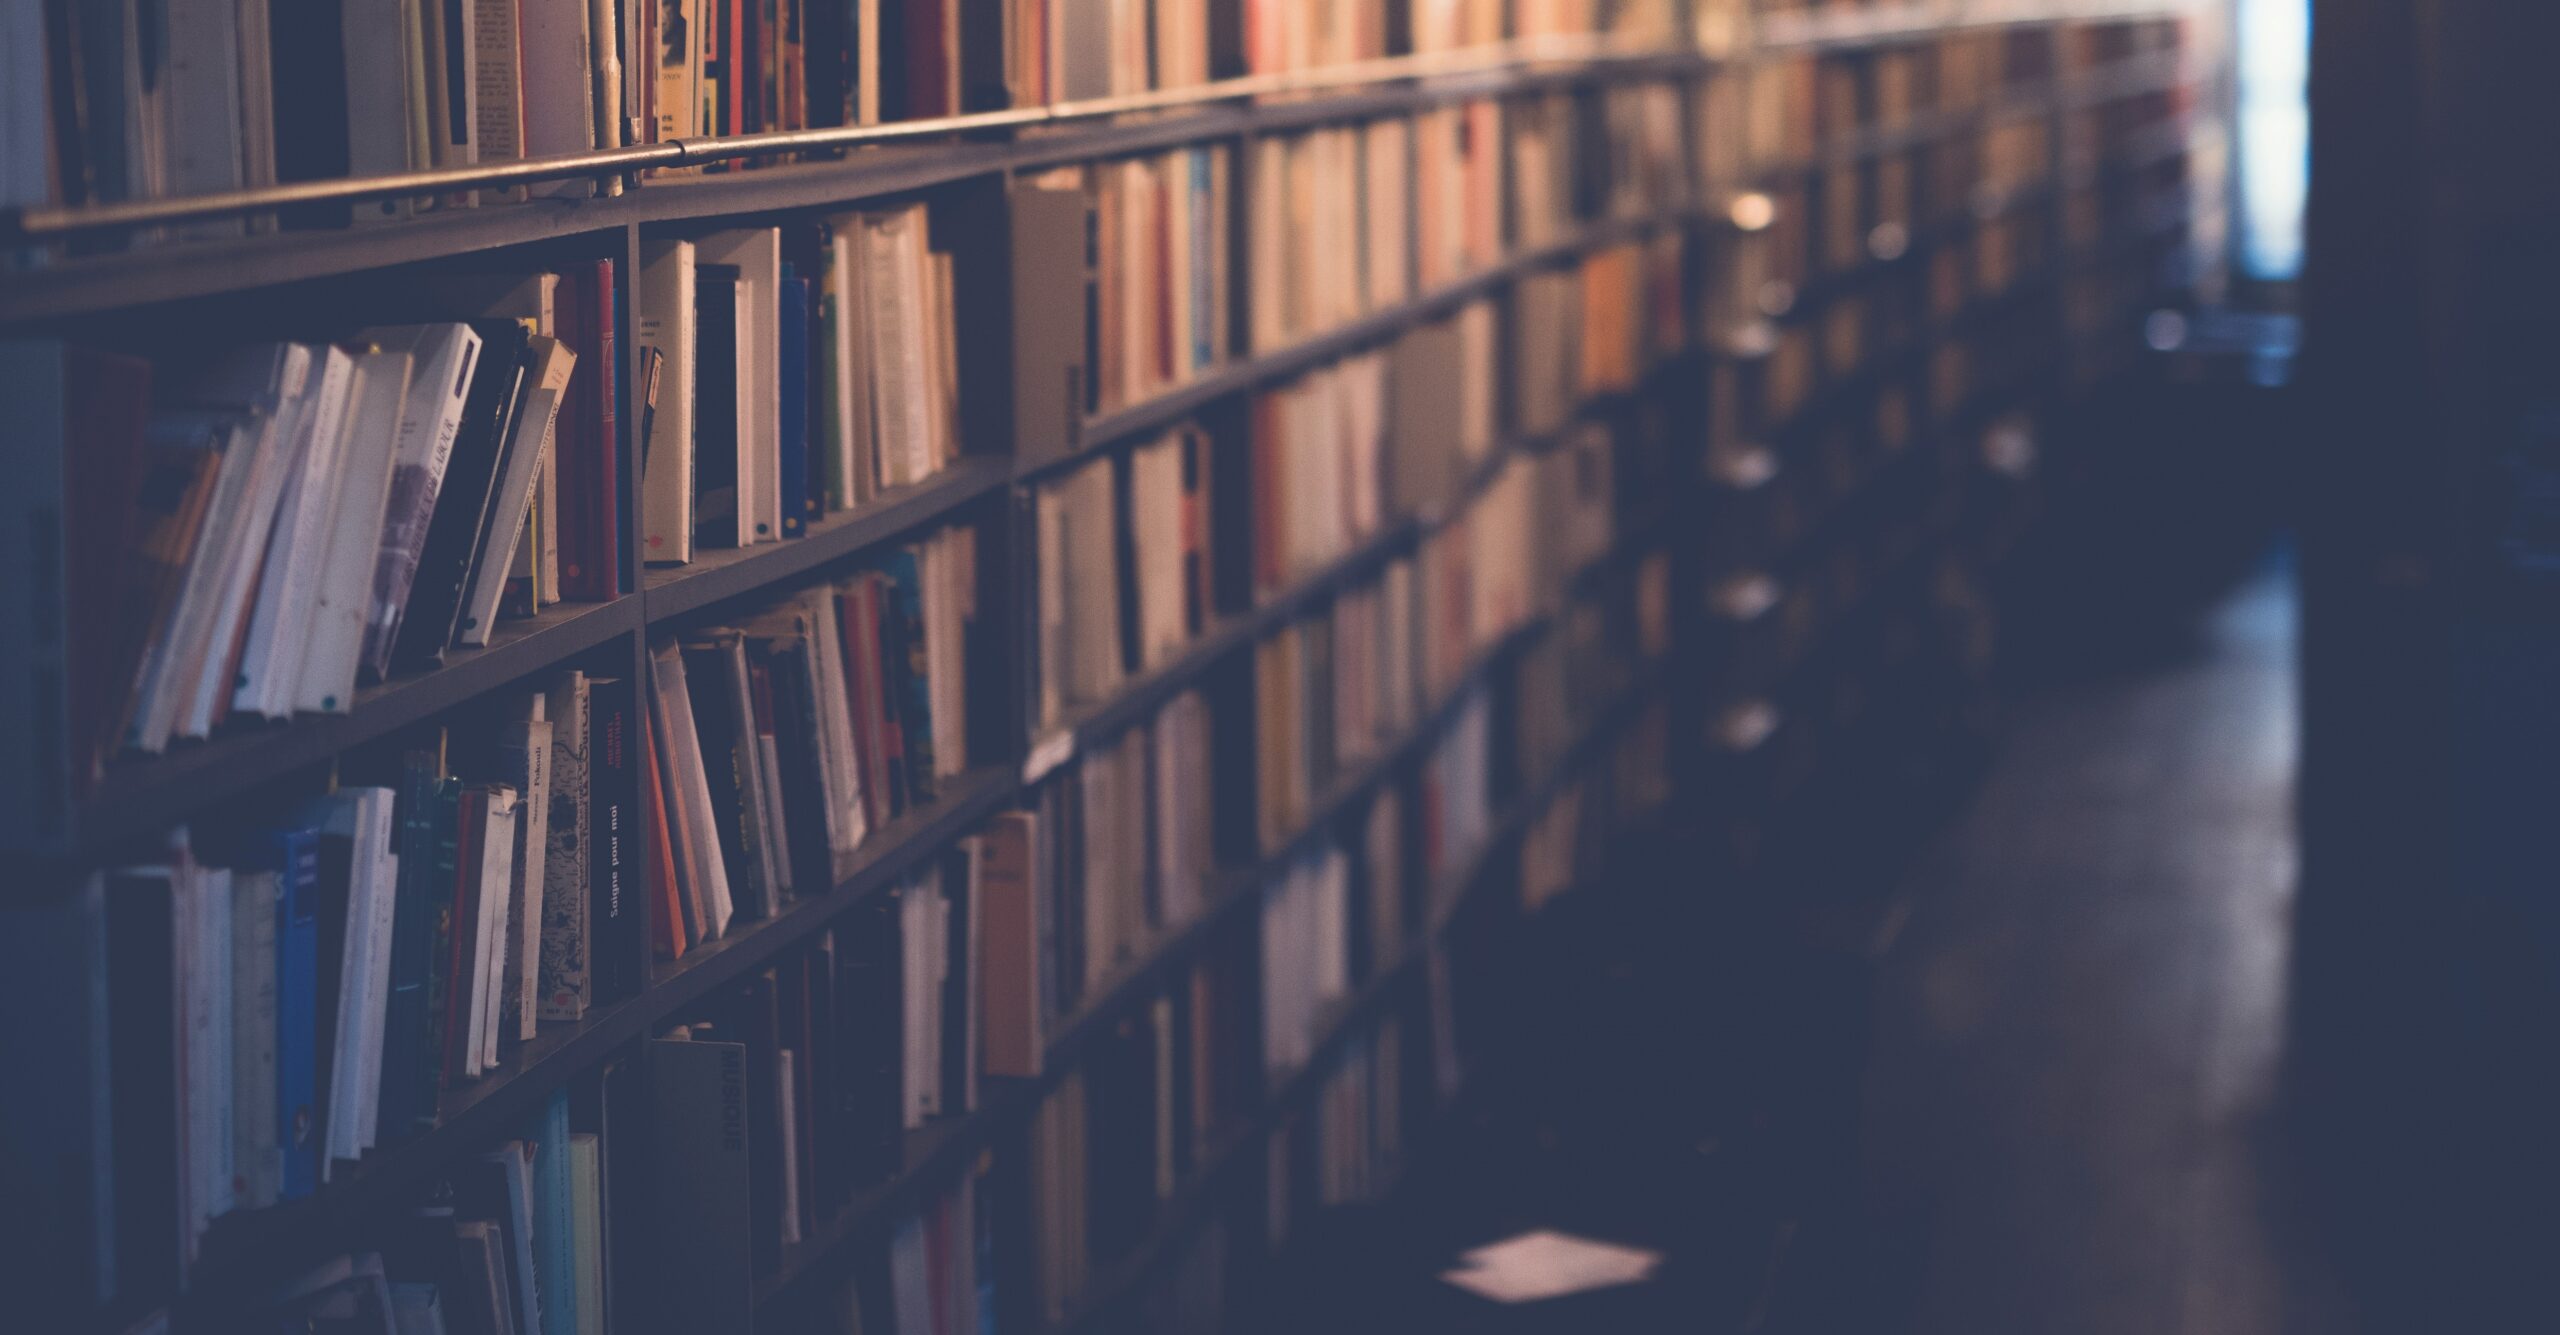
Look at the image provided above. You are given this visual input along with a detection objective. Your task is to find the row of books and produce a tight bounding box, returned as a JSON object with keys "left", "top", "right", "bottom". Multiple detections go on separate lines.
{"left": 1245, "top": 120, "right": 1414, "bottom": 355}
{"left": 4, "top": 282, "right": 617, "bottom": 826}
{"left": 0, "top": 0, "right": 1669, "bottom": 217}
{"left": 1083, "top": 145, "right": 1233, "bottom": 417}
{"left": 1252, "top": 558, "right": 1425, "bottom": 851}
{"left": 1418, "top": 688, "right": 1495, "bottom": 922}
{"left": 1013, "top": 688, "right": 1222, "bottom": 1041}
{"left": 1026, "top": 934, "right": 1256, "bottom": 1323}
{"left": 1300, "top": 1016, "right": 1404, "bottom": 1210}
{"left": 1029, "top": 426, "right": 1226, "bottom": 730}
{"left": 643, "top": 520, "right": 982, "bottom": 958}
{"left": 1510, "top": 81, "right": 1691, "bottom": 252}
{"left": 259, "top": 1088, "right": 608, "bottom": 1335}
{"left": 7, "top": 667, "right": 637, "bottom": 1316}
{"left": 638, "top": 207, "right": 964, "bottom": 566}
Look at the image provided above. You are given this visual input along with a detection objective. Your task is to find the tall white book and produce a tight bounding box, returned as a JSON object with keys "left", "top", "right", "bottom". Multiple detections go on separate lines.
{"left": 298, "top": 348, "right": 415, "bottom": 713}
{"left": 638, "top": 240, "right": 699, "bottom": 564}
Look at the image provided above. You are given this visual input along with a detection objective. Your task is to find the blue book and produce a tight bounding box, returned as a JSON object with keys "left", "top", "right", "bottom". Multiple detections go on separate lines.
{"left": 254, "top": 827, "right": 323, "bottom": 1201}
{"left": 1191, "top": 148, "right": 1216, "bottom": 371}
{"left": 527, "top": 1091, "right": 579, "bottom": 1335}
{"left": 778, "top": 269, "right": 812, "bottom": 538}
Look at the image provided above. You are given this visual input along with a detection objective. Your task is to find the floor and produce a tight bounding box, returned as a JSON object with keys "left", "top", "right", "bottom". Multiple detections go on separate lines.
{"left": 1269, "top": 558, "right": 2356, "bottom": 1334}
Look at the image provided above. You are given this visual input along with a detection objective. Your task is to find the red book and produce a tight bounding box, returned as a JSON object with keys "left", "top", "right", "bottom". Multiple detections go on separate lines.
{"left": 905, "top": 0, "right": 951, "bottom": 118}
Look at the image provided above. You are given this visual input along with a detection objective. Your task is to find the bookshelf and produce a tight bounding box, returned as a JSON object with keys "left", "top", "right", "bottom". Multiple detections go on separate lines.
{"left": 0, "top": 3, "right": 2227, "bottom": 1333}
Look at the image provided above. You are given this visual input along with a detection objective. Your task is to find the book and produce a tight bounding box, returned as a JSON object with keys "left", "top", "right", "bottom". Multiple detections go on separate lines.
{"left": 645, "top": 1035, "right": 753, "bottom": 1332}
{"left": 638, "top": 240, "right": 699, "bottom": 564}
{"left": 298, "top": 347, "right": 417, "bottom": 713}
{"left": 459, "top": 336, "right": 578, "bottom": 647}
{"left": 357, "top": 324, "right": 485, "bottom": 681}
{"left": 392, "top": 320, "right": 532, "bottom": 671}
{"left": 541, "top": 672, "right": 596, "bottom": 1022}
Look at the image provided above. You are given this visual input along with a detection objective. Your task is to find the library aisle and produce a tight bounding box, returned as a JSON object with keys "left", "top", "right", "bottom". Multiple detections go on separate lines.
{"left": 1259, "top": 555, "right": 2356, "bottom": 1335}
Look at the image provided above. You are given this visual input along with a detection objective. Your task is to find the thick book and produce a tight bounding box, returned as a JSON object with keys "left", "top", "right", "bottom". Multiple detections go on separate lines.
{"left": 587, "top": 675, "right": 642, "bottom": 999}
{"left": 527, "top": 1091, "right": 579, "bottom": 1335}
{"left": 356, "top": 324, "right": 485, "bottom": 681}
{"left": 778, "top": 270, "right": 813, "bottom": 539}
{"left": 540, "top": 672, "right": 596, "bottom": 1022}
{"left": 977, "top": 810, "right": 1043, "bottom": 1078}
{"left": 556, "top": 261, "right": 621, "bottom": 601}
{"left": 459, "top": 337, "right": 579, "bottom": 647}
{"left": 298, "top": 347, "right": 416, "bottom": 713}
{"left": 496, "top": 715, "right": 556, "bottom": 1045}
{"left": 0, "top": 341, "right": 152, "bottom": 852}
{"left": 697, "top": 229, "right": 784, "bottom": 544}
{"left": 692, "top": 263, "right": 747, "bottom": 548}
{"left": 0, "top": 876, "right": 114, "bottom": 1322}
{"left": 383, "top": 759, "right": 462, "bottom": 1138}
{"left": 392, "top": 319, "right": 532, "bottom": 672}
{"left": 645, "top": 1036, "right": 753, "bottom": 1332}
{"left": 258, "top": 826, "right": 324, "bottom": 1203}
{"left": 233, "top": 344, "right": 359, "bottom": 720}
{"left": 637, "top": 240, "right": 698, "bottom": 565}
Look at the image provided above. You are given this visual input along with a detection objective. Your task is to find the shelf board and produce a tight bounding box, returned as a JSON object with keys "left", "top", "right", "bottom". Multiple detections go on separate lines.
{"left": 641, "top": 456, "right": 1014, "bottom": 624}
{"left": 1038, "top": 214, "right": 1670, "bottom": 474}
{"left": 74, "top": 597, "right": 642, "bottom": 859}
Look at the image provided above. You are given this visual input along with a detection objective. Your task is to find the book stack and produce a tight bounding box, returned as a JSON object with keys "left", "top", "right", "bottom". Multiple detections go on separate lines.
{"left": 1603, "top": 81, "right": 1695, "bottom": 221}
{"left": 645, "top": 521, "right": 981, "bottom": 957}
{"left": 1003, "top": 0, "right": 1213, "bottom": 106}
{"left": 1246, "top": 120, "right": 1411, "bottom": 354}
{"left": 1406, "top": 0, "right": 1507, "bottom": 58}
{"left": 880, "top": 1167, "right": 994, "bottom": 1335}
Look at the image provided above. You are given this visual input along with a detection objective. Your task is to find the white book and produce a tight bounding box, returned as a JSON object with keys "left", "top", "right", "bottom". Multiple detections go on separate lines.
{"left": 356, "top": 795, "right": 400, "bottom": 1151}
{"left": 125, "top": 415, "right": 255, "bottom": 753}
{"left": 354, "top": 324, "right": 482, "bottom": 681}
{"left": 174, "top": 344, "right": 315, "bottom": 741}
{"left": 469, "top": 787, "right": 519, "bottom": 1078}
{"left": 587, "top": 0, "right": 623, "bottom": 163}
{"left": 344, "top": 0, "right": 420, "bottom": 221}
{"left": 229, "top": 866, "right": 275, "bottom": 1211}
{"left": 637, "top": 240, "right": 697, "bottom": 564}
{"left": 470, "top": 0, "right": 524, "bottom": 197}
{"left": 825, "top": 225, "right": 872, "bottom": 507}
{"left": 698, "top": 229, "right": 783, "bottom": 545}
{"left": 163, "top": 0, "right": 246, "bottom": 239}
{"left": 235, "top": 0, "right": 277, "bottom": 215}
{"left": 457, "top": 338, "right": 577, "bottom": 646}
{"left": 650, "top": 644, "right": 735, "bottom": 938}
{"left": 236, "top": 346, "right": 360, "bottom": 720}
{"left": 298, "top": 349, "right": 414, "bottom": 714}
{"left": 508, "top": 717, "right": 553, "bottom": 1044}
{"left": 802, "top": 589, "right": 868, "bottom": 863}
{"left": 308, "top": 787, "right": 396, "bottom": 1168}
{"left": 191, "top": 865, "right": 236, "bottom": 1233}
{"left": 520, "top": 0, "right": 596, "bottom": 196}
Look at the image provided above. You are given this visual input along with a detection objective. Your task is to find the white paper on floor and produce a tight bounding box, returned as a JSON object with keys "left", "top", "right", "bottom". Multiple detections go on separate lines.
{"left": 1437, "top": 1229, "right": 1663, "bottom": 1304}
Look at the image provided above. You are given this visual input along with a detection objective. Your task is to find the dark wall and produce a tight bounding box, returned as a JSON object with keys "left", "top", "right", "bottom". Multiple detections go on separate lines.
{"left": 2297, "top": 2, "right": 2560, "bottom": 1326}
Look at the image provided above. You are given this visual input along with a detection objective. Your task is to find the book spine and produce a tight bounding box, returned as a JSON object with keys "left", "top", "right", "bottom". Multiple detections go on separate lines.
{"left": 275, "top": 829, "right": 322, "bottom": 1201}
{"left": 542, "top": 674, "right": 595, "bottom": 1021}
{"left": 590, "top": 676, "right": 642, "bottom": 999}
